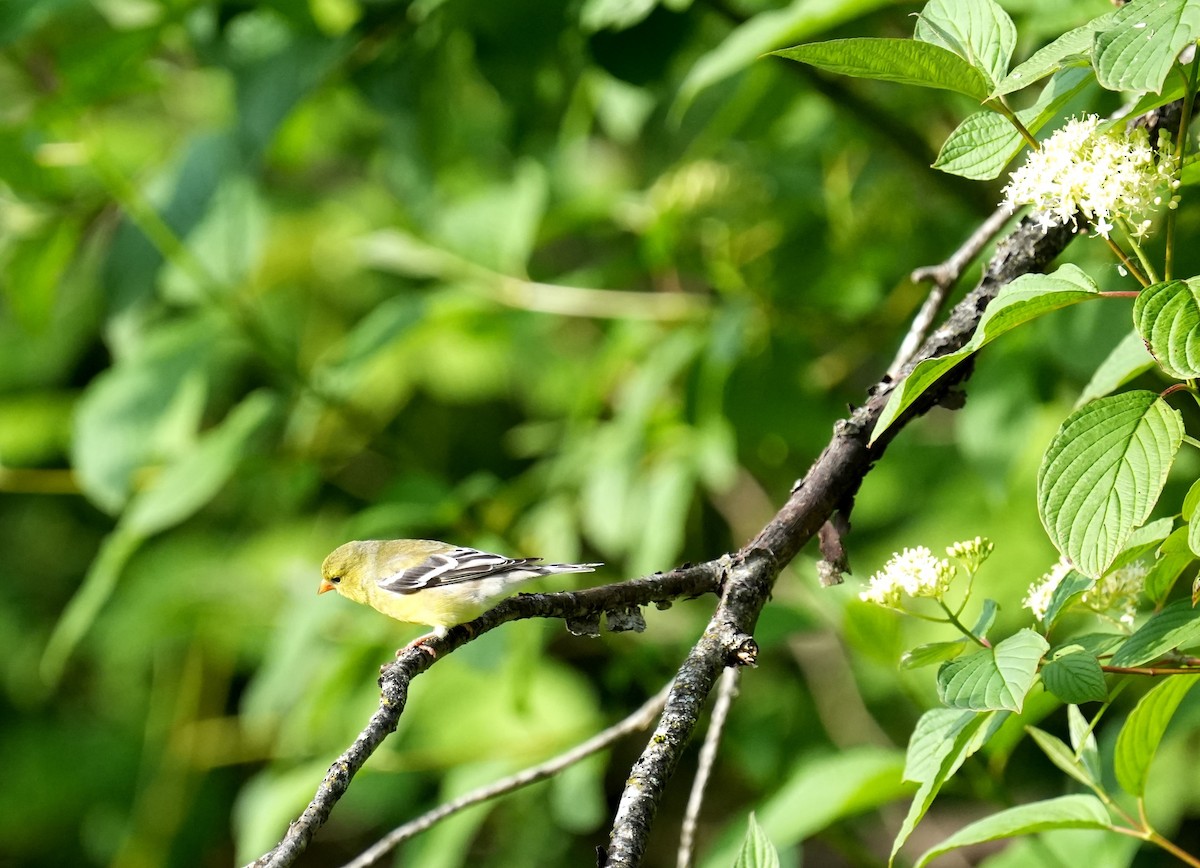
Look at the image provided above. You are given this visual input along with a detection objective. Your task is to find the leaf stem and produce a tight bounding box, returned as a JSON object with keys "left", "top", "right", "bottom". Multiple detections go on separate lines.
{"left": 1115, "top": 220, "right": 1159, "bottom": 284}
{"left": 938, "top": 600, "right": 988, "bottom": 646}
{"left": 1101, "top": 233, "right": 1150, "bottom": 287}
{"left": 992, "top": 99, "right": 1040, "bottom": 151}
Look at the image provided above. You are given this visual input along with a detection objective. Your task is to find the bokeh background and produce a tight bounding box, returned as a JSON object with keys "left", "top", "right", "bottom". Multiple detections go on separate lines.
{"left": 5, "top": 1, "right": 1194, "bottom": 866}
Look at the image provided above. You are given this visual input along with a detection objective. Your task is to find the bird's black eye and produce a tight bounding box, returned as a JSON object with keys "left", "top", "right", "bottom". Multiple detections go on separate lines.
{"left": 330, "top": 575, "right": 342, "bottom": 584}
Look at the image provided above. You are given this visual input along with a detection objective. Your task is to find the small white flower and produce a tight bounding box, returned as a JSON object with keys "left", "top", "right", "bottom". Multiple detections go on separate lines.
{"left": 1002, "top": 115, "right": 1177, "bottom": 240}
{"left": 1024, "top": 557, "right": 1073, "bottom": 622}
{"left": 860, "top": 546, "right": 956, "bottom": 608}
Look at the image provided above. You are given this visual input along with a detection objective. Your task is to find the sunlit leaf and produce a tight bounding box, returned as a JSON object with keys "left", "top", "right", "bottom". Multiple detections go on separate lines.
{"left": 934, "top": 67, "right": 1090, "bottom": 179}
{"left": 873, "top": 265, "right": 1100, "bottom": 443}
{"left": 1114, "top": 674, "right": 1200, "bottom": 796}
{"left": 1144, "top": 527, "right": 1195, "bottom": 603}
{"left": 1076, "top": 330, "right": 1157, "bottom": 407}
{"left": 1110, "top": 599, "right": 1200, "bottom": 667}
{"left": 1041, "top": 568, "right": 1093, "bottom": 630}
{"left": 1093, "top": 0, "right": 1200, "bottom": 94}
{"left": 733, "top": 813, "right": 781, "bottom": 868}
{"left": 772, "top": 38, "right": 991, "bottom": 101}
{"left": 675, "top": 0, "right": 895, "bottom": 111}
{"left": 991, "top": 10, "right": 1118, "bottom": 95}
{"left": 892, "top": 711, "right": 1007, "bottom": 861}
{"left": 1132, "top": 279, "right": 1200, "bottom": 379}
{"left": 1041, "top": 646, "right": 1107, "bottom": 704}
{"left": 901, "top": 641, "right": 968, "bottom": 670}
{"left": 937, "top": 629, "right": 1049, "bottom": 712}
{"left": 913, "top": 0, "right": 1016, "bottom": 90}
{"left": 121, "top": 391, "right": 278, "bottom": 536}
{"left": 914, "top": 795, "right": 1111, "bottom": 867}
{"left": 1037, "top": 391, "right": 1183, "bottom": 579}
{"left": 72, "top": 317, "right": 224, "bottom": 513}
{"left": 1027, "top": 726, "right": 1098, "bottom": 788}
{"left": 1068, "top": 704, "right": 1102, "bottom": 781}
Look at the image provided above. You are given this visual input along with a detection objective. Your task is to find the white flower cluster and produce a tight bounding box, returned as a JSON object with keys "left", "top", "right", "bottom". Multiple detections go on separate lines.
{"left": 1081, "top": 563, "right": 1146, "bottom": 627}
{"left": 860, "top": 546, "right": 957, "bottom": 608}
{"left": 1023, "top": 557, "right": 1146, "bottom": 626}
{"left": 1023, "top": 557, "right": 1072, "bottom": 622}
{"left": 1002, "top": 114, "right": 1178, "bottom": 239}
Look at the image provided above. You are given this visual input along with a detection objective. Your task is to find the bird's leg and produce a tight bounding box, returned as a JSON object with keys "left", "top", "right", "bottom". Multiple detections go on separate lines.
{"left": 396, "top": 627, "right": 448, "bottom": 659}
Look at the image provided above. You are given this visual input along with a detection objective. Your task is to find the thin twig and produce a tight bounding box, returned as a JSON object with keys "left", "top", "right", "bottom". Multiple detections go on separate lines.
{"left": 892, "top": 205, "right": 1015, "bottom": 378}
{"left": 341, "top": 682, "right": 675, "bottom": 868}
{"left": 676, "top": 667, "right": 739, "bottom": 868}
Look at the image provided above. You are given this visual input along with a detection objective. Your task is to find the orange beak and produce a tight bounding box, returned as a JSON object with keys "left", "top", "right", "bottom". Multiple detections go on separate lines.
{"left": 318, "top": 579, "right": 336, "bottom": 594}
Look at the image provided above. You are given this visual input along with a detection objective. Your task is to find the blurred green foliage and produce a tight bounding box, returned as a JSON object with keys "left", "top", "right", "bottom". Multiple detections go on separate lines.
{"left": 7, "top": 1, "right": 1190, "bottom": 867}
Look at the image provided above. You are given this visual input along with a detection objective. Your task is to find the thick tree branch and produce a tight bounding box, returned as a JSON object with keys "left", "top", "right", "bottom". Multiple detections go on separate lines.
{"left": 600, "top": 215, "right": 1074, "bottom": 867}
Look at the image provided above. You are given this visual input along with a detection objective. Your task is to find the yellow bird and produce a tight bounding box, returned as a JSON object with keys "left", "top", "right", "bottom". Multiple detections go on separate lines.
{"left": 319, "top": 538, "right": 601, "bottom": 652}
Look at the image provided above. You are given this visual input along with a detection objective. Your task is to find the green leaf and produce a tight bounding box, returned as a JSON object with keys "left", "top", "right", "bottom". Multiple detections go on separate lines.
{"left": 121, "top": 391, "right": 278, "bottom": 537}
{"left": 1076, "top": 330, "right": 1157, "bottom": 407}
{"left": 1037, "top": 391, "right": 1184, "bottom": 579}
{"left": 971, "top": 598, "right": 999, "bottom": 640}
{"left": 72, "top": 317, "right": 223, "bottom": 513}
{"left": 39, "top": 391, "right": 277, "bottom": 685}
{"left": 1114, "top": 674, "right": 1200, "bottom": 796}
{"left": 1187, "top": 482, "right": 1200, "bottom": 557}
{"left": 937, "top": 629, "right": 1049, "bottom": 712}
{"left": 1064, "top": 633, "right": 1126, "bottom": 659}
{"left": 1094, "top": 0, "right": 1200, "bottom": 94}
{"left": 1068, "top": 703, "right": 1102, "bottom": 781}
{"left": 913, "top": 0, "right": 1016, "bottom": 90}
{"left": 674, "top": 0, "right": 897, "bottom": 112}
{"left": 733, "top": 813, "right": 781, "bottom": 868}
{"left": 872, "top": 265, "right": 1100, "bottom": 443}
{"left": 1107, "top": 515, "right": 1176, "bottom": 580}
{"left": 893, "top": 710, "right": 1006, "bottom": 861}
{"left": 903, "top": 709, "right": 981, "bottom": 784}
{"left": 936, "top": 68, "right": 1099, "bottom": 179}
{"left": 738, "top": 746, "right": 910, "bottom": 862}
{"left": 901, "top": 640, "right": 968, "bottom": 670}
{"left": 991, "top": 10, "right": 1119, "bottom": 96}
{"left": 1110, "top": 599, "right": 1200, "bottom": 667}
{"left": 1041, "top": 646, "right": 1108, "bottom": 704}
{"left": 913, "top": 795, "right": 1111, "bottom": 867}
{"left": 1027, "top": 726, "right": 1098, "bottom": 788}
{"left": 1133, "top": 279, "right": 1200, "bottom": 379}
{"left": 1144, "top": 526, "right": 1195, "bottom": 603}
{"left": 933, "top": 110, "right": 1017, "bottom": 180}
{"left": 771, "top": 38, "right": 991, "bottom": 101}
{"left": 1041, "top": 568, "right": 1094, "bottom": 630}
{"left": 1185, "top": 478, "right": 1200, "bottom": 519}
{"left": 580, "top": 0, "right": 661, "bottom": 32}
{"left": 39, "top": 526, "right": 144, "bottom": 687}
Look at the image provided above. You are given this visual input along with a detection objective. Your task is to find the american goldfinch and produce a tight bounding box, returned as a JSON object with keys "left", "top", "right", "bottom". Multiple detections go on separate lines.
{"left": 319, "top": 539, "right": 600, "bottom": 651}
